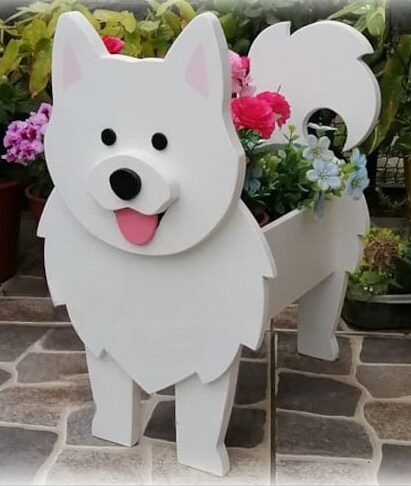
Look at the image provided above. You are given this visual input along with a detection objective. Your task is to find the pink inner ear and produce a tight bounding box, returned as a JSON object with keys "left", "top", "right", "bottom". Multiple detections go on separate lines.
{"left": 185, "top": 44, "right": 208, "bottom": 99}
{"left": 62, "top": 41, "right": 82, "bottom": 89}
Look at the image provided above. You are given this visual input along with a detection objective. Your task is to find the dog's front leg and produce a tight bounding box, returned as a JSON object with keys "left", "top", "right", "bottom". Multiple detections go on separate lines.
{"left": 175, "top": 351, "right": 241, "bottom": 476}
{"left": 86, "top": 350, "right": 142, "bottom": 446}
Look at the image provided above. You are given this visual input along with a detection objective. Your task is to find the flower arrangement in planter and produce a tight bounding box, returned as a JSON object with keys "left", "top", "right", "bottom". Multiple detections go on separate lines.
{"left": 228, "top": 49, "right": 370, "bottom": 225}
{"left": 343, "top": 227, "right": 411, "bottom": 331}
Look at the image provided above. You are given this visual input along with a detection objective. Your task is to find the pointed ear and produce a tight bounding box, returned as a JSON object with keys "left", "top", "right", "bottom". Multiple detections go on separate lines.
{"left": 164, "top": 13, "right": 231, "bottom": 108}
{"left": 52, "top": 12, "right": 107, "bottom": 100}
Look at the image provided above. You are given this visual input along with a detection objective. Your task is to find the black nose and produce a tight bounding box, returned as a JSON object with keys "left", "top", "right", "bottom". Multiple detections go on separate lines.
{"left": 110, "top": 168, "right": 142, "bottom": 201}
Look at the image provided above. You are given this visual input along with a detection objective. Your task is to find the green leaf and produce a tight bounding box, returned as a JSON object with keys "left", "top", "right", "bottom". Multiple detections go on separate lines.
{"left": 214, "top": 0, "right": 234, "bottom": 14}
{"left": 0, "top": 104, "right": 9, "bottom": 124}
{"left": 176, "top": 1, "right": 196, "bottom": 22}
{"left": 29, "top": 38, "right": 51, "bottom": 96}
{"left": 328, "top": 0, "right": 370, "bottom": 20}
{"left": 99, "top": 22, "right": 123, "bottom": 37}
{"left": 123, "top": 29, "right": 141, "bottom": 57}
{"left": 6, "top": 1, "right": 51, "bottom": 22}
{"left": 138, "top": 20, "right": 160, "bottom": 35}
{"left": 22, "top": 18, "right": 48, "bottom": 50}
{"left": 0, "top": 39, "right": 22, "bottom": 78}
{"left": 157, "top": 0, "right": 179, "bottom": 16}
{"left": 366, "top": 7, "right": 385, "bottom": 38}
{"left": 219, "top": 13, "right": 237, "bottom": 41}
{"left": 362, "top": 35, "right": 411, "bottom": 153}
{"left": 232, "top": 38, "right": 251, "bottom": 55}
{"left": 163, "top": 11, "right": 182, "bottom": 35}
{"left": 141, "top": 41, "right": 155, "bottom": 58}
{"left": 120, "top": 11, "right": 137, "bottom": 34}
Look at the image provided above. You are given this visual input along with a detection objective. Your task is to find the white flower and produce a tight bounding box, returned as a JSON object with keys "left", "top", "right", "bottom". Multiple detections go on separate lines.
{"left": 303, "top": 135, "right": 334, "bottom": 161}
{"left": 307, "top": 122, "right": 338, "bottom": 132}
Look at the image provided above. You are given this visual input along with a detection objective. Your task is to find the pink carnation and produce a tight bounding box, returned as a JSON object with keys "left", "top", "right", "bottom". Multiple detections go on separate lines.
{"left": 231, "top": 96, "right": 275, "bottom": 139}
{"left": 256, "top": 91, "right": 291, "bottom": 128}
{"left": 229, "top": 50, "right": 255, "bottom": 97}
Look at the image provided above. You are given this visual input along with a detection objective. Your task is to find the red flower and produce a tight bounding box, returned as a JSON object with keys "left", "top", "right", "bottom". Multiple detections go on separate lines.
{"left": 102, "top": 35, "right": 125, "bottom": 54}
{"left": 256, "top": 91, "right": 291, "bottom": 128}
{"left": 231, "top": 96, "right": 275, "bottom": 139}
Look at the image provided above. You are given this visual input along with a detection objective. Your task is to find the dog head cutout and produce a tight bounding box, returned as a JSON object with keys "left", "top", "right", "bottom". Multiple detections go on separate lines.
{"left": 46, "top": 12, "right": 245, "bottom": 255}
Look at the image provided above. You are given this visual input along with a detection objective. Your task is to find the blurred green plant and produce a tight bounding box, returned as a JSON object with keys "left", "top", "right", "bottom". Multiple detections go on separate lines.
{"left": 347, "top": 226, "right": 411, "bottom": 300}
{"left": 0, "top": 0, "right": 195, "bottom": 100}
{"left": 327, "top": 0, "right": 411, "bottom": 158}
{"left": 194, "top": 0, "right": 346, "bottom": 54}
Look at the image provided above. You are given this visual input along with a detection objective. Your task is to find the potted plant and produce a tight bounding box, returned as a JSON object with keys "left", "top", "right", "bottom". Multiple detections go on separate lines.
{"left": 0, "top": 160, "right": 20, "bottom": 282}
{"left": 343, "top": 227, "right": 411, "bottom": 330}
{"left": 3, "top": 102, "right": 53, "bottom": 221}
{"left": 226, "top": 31, "right": 377, "bottom": 362}
{"left": 0, "top": 76, "right": 40, "bottom": 282}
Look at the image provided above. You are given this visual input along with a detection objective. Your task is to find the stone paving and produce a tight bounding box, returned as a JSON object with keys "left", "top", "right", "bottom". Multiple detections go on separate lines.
{"left": 274, "top": 306, "right": 411, "bottom": 485}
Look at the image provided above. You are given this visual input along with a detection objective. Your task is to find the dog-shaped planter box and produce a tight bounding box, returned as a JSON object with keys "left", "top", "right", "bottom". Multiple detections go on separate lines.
{"left": 39, "top": 12, "right": 380, "bottom": 476}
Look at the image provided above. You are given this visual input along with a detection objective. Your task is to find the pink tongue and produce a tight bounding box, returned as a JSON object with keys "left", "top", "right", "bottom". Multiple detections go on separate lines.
{"left": 114, "top": 208, "right": 158, "bottom": 246}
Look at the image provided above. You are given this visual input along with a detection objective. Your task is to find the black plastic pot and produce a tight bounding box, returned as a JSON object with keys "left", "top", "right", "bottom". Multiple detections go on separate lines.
{"left": 342, "top": 295, "right": 411, "bottom": 331}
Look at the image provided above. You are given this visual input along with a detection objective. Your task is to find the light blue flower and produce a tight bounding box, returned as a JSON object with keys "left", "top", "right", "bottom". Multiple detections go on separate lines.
{"left": 350, "top": 148, "right": 367, "bottom": 169}
{"left": 244, "top": 164, "right": 263, "bottom": 192}
{"left": 303, "top": 135, "right": 334, "bottom": 161}
{"left": 306, "top": 159, "right": 342, "bottom": 191}
{"left": 347, "top": 167, "right": 369, "bottom": 199}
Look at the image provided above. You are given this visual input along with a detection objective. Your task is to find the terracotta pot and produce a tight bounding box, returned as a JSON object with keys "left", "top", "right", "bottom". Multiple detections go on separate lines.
{"left": 25, "top": 184, "right": 47, "bottom": 274}
{"left": 0, "top": 179, "right": 21, "bottom": 283}
{"left": 25, "top": 184, "right": 47, "bottom": 222}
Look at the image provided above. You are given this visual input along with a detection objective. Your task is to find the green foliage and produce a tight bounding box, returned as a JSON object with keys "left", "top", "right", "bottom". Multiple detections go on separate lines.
{"left": 327, "top": 1, "right": 411, "bottom": 157}
{"left": 28, "top": 156, "right": 53, "bottom": 198}
{"left": 0, "top": 0, "right": 192, "bottom": 101}
{"left": 242, "top": 127, "right": 316, "bottom": 220}
{"left": 347, "top": 227, "right": 410, "bottom": 300}
{"left": 389, "top": 241, "right": 411, "bottom": 294}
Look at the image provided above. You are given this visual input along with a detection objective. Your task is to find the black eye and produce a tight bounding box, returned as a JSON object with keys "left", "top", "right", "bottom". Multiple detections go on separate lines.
{"left": 101, "top": 128, "right": 117, "bottom": 146}
{"left": 151, "top": 132, "right": 168, "bottom": 151}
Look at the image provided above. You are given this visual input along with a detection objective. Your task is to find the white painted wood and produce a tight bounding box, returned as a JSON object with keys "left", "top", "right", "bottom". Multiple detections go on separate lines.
{"left": 249, "top": 19, "right": 379, "bottom": 360}
{"left": 86, "top": 349, "right": 142, "bottom": 446}
{"left": 175, "top": 351, "right": 241, "bottom": 477}
{"left": 248, "top": 20, "right": 381, "bottom": 150}
{"left": 41, "top": 12, "right": 273, "bottom": 475}
{"left": 45, "top": 10, "right": 246, "bottom": 256}
{"left": 263, "top": 193, "right": 370, "bottom": 359}
{"left": 39, "top": 10, "right": 380, "bottom": 476}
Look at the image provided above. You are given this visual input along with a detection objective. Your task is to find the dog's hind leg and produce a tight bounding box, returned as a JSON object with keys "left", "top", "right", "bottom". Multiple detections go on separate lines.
{"left": 86, "top": 350, "right": 142, "bottom": 446}
{"left": 297, "top": 271, "right": 348, "bottom": 361}
{"left": 175, "top": 351, "right": 241, "bottom": 476}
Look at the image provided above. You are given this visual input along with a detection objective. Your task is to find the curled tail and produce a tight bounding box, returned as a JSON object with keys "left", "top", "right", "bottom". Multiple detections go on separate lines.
{"left": 248, "top": 20, "right": 381, "bottom": 150}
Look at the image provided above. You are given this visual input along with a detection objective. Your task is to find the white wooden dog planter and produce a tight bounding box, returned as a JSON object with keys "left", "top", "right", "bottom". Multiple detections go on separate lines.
{"left": 249, "top": 20, "right": 381, "bottom": 360}
{"left": 39, "top": 12, "right": 380, "bottom": 476}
